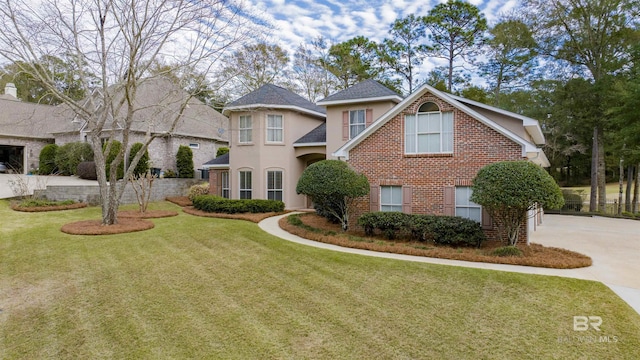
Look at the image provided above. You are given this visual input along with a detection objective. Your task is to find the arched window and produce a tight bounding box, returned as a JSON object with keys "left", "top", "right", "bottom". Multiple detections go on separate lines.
{"left": 404, "top": 101, "right": 454, "bottom": 154}
{"left": 418, "top": 102, "right": 440, "bottom": 113}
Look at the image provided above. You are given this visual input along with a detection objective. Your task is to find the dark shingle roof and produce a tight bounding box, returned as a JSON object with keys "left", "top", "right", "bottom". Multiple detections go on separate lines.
{"left": 294, "top": 122, "right": 326, "bottom": 145}
{"left": 225, "top": 84, "right": 325, "bottom": 116}
{"left": 203, "top": 153, "right": 229, "bottom": 166}
{"left": 318, "top": 79, "right": 403, "bottom": 104}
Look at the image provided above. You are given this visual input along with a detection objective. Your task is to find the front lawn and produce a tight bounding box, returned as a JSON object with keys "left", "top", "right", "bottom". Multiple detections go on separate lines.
{"left": 1, "top": 200, "right": 639, "bottom": 359}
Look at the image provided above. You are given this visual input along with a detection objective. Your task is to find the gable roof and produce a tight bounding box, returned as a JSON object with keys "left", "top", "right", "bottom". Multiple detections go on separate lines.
{"left": 316, "top": 79, "right": 403, "bottom": 106}
{"left": 223, "top": 84, "right": 326, "bottom": 118}
{"left": 0, "top": 96, "right": 62, "bottom": 139}
{"left": 293, "top": 122, "right": 326, "bottom": 146}
{"left": 51, "top": 77, "right": 229, "bottom": 142}
{"left": 332, "top": 83, "right": 549, "bottom": 167}
{"left": 202, "top": 152, "right": 229, "bottom": 169}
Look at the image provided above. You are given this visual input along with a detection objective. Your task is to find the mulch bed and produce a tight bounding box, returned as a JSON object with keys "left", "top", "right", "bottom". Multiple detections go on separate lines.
{"left": 279, "top": 213, "right": 592, "bottom": 269}
{"left": 11, "top": 202, "right": 88, "bottom": 212}
{"left": 182, "top": 206, "right": 288, "bottom": 223}
{"left": 61, "top": 218, "right": 155, "bottom": 235}
{"left": 166, "top": 196, "right": 192, "bottom": 207}
{"left": 118, "top": 210, "right": 179, "bottom": 219}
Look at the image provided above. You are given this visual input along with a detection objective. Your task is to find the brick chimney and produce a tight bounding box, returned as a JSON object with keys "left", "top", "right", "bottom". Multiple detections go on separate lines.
{"left": 4, "top": 83, "right": 17, "bottom": 98}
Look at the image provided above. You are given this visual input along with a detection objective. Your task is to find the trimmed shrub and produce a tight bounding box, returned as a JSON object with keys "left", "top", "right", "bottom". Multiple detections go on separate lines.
{"left": 358, "top": 212, "right": 486, "bottom": 247}
{"left": 188, "top": 183, "right": 210, "bottom": 201}
{"left": 296, "top": 160, "right": 369, "bottom": 230}
{"left": 55, "top": 142, "right": 94, "bottom": 175}
{"left": 216, "top": 147, "right": 229, "bottom": 157}
{"left": 104, "top": 140, "right": 124, "bottom": 180}
{"left": 492, "top": 246, "right": 523, "bottom": 257}
{"left": 128, "top": 142, "right": 149, "bottom": 177}
{"left": 357, "top": 212, "right": 410, "bottom": 239}
{"left": 77, "top": 161, "right": 97, "bottom": 180}
{"left": 193, "top": 195, "right": 284, "bottom": 214}
{"left": 176, "top": 145, "right": 194, "bottom": 178}
{"left": 39, "top": 144, "right": 58, "bottom": 175}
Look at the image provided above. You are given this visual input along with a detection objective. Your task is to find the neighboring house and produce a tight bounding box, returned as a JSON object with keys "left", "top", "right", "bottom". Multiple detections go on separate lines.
{"left": 0, "top": 79, "right": 228, "bottom": 176}
{"left": 212, "top": 80, "right": 549, "bottom": 243}
{"left": 0, "top": 83, "right": 56, "bottom": 173}
{"left": 52, "top": 77, "right": 229, "bottom": 176}
{"left": 208, "top": 84, "right": 326, "bottom": 209}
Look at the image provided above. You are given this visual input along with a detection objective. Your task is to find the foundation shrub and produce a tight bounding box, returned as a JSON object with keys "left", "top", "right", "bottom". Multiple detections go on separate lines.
{"left": 77, "top": 161, "right": 97, "bottom": 180}
{"left": 193, "top": 195, "right": 285, "bottom": 214}
{"left": 358, "top": 212, "right": 486, "bottom": 247}
{"left": 38, "top": 144, "right": 58, "bottom": 175}
{"left": 187, "top": 183, "right": 210, "bottom": 201}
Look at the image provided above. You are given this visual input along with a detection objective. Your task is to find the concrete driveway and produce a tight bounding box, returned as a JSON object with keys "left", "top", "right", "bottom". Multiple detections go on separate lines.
{"left": 0, "top": 174, "right": 98, "bottom": 199}
{"left": 531, "top": 214, "right": 640, "bottom": 315}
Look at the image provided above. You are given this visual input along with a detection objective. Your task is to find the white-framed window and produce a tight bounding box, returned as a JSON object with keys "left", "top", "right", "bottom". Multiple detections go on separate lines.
{"left": 266, "top": 114, "right": 283, "bottom": 143}
{"left": 266, "top": 170, "right": 283, "bottom": 201}
{"left": 405, "top": 102, "right": 453, "bottom": 154}
{"left": 239, "top": 115, "right": 252, "bottom": 144}
{"left": 349, "top": 109, "right": 366, "bottom": 139}
{"left": 380, "top": 186, "right": 402, "bottom": 212}
{"left": 455, "top": 187, "right": 481, "bottom": 222}
{"left": 189, "top": 143, "right": 200, "bottom": 149}
{"left": 239, "top": 170, "right": 252, "bottom": 199}
{"left": 221, "top": 171, "right": 230, "bottom": 199}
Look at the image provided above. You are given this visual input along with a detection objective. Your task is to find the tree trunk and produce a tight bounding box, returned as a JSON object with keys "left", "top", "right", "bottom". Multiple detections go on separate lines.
{"left": 597, "top": 133, "right": 606, "bottom": 212}
{"left": 634, "top": 164, "right": 639, "bottom": 213}
{"left": 589, "top": 127, "right": 598, "bottom": 212}
{"left": 618, "top": 159, "right": 623, "bottom": 215}
{"left": 625, "top": 165, "right": 633, "bottom": 212}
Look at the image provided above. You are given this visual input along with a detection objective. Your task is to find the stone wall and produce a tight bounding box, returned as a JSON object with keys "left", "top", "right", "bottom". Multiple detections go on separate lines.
{"left": 35, "top": 178, "right": 203, "bottom": 205}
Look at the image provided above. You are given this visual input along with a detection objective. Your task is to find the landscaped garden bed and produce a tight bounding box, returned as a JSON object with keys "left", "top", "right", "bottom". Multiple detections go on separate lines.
{"left": 280, "top": 212, "right": 592, "bottom": 269}
{"left": 10, "top": 199, "right": 87, "bottom": 212}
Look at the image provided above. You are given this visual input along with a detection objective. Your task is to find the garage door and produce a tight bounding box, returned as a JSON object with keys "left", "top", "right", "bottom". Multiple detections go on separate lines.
{"left": 0, "top": 145, "right": 24, "bottom": 173}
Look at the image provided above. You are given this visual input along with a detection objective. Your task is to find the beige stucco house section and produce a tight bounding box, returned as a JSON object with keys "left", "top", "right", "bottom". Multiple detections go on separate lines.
{"left": 227, "top": 108, "right": 324, "bottom": 209}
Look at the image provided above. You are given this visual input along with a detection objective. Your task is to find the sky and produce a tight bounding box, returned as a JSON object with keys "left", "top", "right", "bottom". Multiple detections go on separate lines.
{"left": 242, "top": 0, "right": 520, "bottom": 83}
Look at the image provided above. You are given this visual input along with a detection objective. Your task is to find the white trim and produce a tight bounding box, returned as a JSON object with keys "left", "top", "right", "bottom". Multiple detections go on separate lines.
{"left": 316, "top": 95, "right": 403, "bottom": 106}
{"left": 332, "top": 83, "right": 541, "bottom": 160}
{"left": 202, "top": 164, "right": 229, "bottom": 169}
{"left": 223, "top": 104, "right": 326, "bottom": 119}
{"left": 293, "top": 142, "right": 326, "bottom": 147}
{"left": 448, "top": 94, "right": 546, "bottom": 145}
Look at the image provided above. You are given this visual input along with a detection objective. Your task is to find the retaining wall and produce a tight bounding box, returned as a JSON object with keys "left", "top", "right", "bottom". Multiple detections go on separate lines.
{"left": 34, "top": 178, "right": 203, "bottom": 205}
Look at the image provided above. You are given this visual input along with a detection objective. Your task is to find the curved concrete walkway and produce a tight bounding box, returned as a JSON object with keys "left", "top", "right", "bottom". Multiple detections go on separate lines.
{"left": 259, "top": 213, "right": 640, "bottom": 315}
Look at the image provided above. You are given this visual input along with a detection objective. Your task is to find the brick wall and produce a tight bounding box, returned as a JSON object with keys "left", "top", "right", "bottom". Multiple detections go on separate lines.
{"left": 347, "top": 93, "right": 527, "bottom": 243}
{"left": 35, "top": 178, "right": 201, "bottom": 205}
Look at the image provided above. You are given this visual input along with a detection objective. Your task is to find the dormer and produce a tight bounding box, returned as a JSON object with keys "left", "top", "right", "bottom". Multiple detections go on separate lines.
{"left": 317, "top": 79, "right": 403, "bottom": 158}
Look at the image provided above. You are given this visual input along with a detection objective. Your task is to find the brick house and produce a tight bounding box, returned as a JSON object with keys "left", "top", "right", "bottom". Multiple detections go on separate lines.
{"left": 332, "top": 83, "right": 548, "bottom": 242}
{"left": 213, "top": 80, "right": 548, "bottom": 242}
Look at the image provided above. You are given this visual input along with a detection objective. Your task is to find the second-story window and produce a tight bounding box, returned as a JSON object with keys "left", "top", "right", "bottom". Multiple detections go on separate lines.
{"left": 350, "top": 110, "right": 366, "bottom": 139}
{"left": 405, "top": 102, "right": 453, "bottom": 154}
{"left": 266, "top": 114, "right": 283, "bottom": 143}
{"left": 239, "top": 115, "right": 252, "bottom": 144}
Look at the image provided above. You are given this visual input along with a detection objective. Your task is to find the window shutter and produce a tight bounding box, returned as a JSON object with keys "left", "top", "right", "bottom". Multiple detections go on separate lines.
{"left": 443, "top": 186, "right": 455, "bottom": 216}
{"left": 365, "top": 109, "right": 373, "bottom": 127}
{"left": 210, "top": 171, "right": 218, "bottom": 196}
{"left": 402, "top": 186, "right": 412, "bottom": 213}
{"left": 482, "top": 208, "right": 493, "bottom": 230}
{"left": 370, "top": 185, "right": 379, "bottom": 212}
{"left": 342, "top": 111, "right": 349, "bottom": 141}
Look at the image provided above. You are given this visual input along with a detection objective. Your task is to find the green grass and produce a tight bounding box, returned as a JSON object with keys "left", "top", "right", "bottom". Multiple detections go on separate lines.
{"left": 563, "top": 182, "right": 629, "bottom": 200}
{"left": 1, "top": 200, "right": 639, "bottom": 359}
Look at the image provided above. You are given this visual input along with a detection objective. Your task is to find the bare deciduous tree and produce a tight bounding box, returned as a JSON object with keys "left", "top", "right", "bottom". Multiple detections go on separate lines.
{"left": 0, "top": 0, "right": 254, "bottom": 225}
